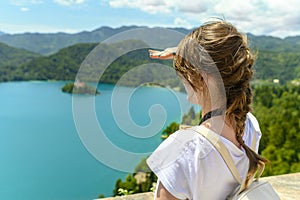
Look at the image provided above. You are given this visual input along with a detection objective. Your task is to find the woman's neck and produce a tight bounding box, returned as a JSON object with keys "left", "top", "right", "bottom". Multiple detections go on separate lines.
{"left": 201, "top": 101, "right": 224, "bottom": 119}
{"left": 201, "top": 104, "right": 241, "bottom": 149}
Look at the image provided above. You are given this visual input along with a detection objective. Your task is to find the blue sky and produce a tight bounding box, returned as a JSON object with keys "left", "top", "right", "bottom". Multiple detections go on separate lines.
{"left": 0, "top": 0, "right": 299, "bottom": 38}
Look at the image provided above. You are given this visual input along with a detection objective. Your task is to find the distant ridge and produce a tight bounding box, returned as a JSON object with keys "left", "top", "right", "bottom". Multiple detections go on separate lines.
{"left": 0, "top": 41, "right": 40, "bottom": 81}
{"left": 0, "top": 25, "right": 299, "bottom": 55}
{"left": 247, "top": 34, "right": 300, "bottom": 52}
{"left": 0, "top": 26, "right": 191, "bottom": 55}
{"left": 0, "top": 42, "right": 39, "bottom": 67}
{"left": 0, "top": 25, "right": 300, "bottom": 55}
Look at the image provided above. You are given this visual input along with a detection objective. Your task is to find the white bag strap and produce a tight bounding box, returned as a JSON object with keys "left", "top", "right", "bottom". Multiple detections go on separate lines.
{"left": 194, "top": 126, "right": 242, "bottom": 184}
{"left": 251, "top": 129, "right": 257, "bottom": 151}
{"left": 194, "top": 126, "right": 265, "bottom": 193}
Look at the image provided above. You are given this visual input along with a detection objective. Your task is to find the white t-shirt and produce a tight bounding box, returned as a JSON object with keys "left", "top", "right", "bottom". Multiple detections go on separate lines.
{"left": 147, "top": 113, "right": 262, "bottom": 200}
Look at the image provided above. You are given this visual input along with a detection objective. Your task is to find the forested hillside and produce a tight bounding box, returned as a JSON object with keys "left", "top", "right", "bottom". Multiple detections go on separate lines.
{"left": 0, "top": 42, "right": 39, "bottom": 66}
{"left": 0, "top": 39, "right": 299, "bottom": 85}
{"left": 248, "top": 34, "right": 300, "bottom": 52}
{"left": 0, "top": 40, "right": 179, "bottom": 87}
{"left": 0, "top": 42, "right": 40, "bottom": 82}
{"left": 9, "top": 43, "right": 97, "bottom": 81}
{"left": 253, "top": 84, "right": 300, "bottom": 175}
{"left": 254, "top": 51, "right": 300, "bottom": 83}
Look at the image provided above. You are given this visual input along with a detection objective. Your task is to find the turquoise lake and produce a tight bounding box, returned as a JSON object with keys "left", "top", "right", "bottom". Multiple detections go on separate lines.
{"left": 0, "top": 81, "right": 195, "bottom": 200}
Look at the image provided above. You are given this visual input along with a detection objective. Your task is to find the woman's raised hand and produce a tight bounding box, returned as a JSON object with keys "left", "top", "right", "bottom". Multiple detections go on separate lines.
{"left": 149, "top": 47, "right": 178, "bottom": 60}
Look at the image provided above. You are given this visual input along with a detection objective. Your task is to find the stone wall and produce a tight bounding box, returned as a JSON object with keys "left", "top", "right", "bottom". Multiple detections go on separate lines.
{"left": 261, "top": 172, "right": 300, "bottom": 200}
{"left": 99, "top": 192, "right": 153, "bottom": 200}
{"left": 99, "top": 172, "right": 300, "bottom": 200}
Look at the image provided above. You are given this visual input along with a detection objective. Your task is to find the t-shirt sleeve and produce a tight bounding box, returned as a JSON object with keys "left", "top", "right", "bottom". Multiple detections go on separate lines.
{"left": 244, "top": 112, "right": 262, "bottom": 152}
{"left": 147, "top": 131, "right": 192, "bottom": 199}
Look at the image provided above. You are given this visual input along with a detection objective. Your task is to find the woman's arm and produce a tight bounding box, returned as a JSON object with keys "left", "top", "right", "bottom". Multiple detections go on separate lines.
{"left": 156, "top": 181, "right": 180, "bottom": 200}
{"left": 149, "top": 47, "right": 178, "bottom": 60}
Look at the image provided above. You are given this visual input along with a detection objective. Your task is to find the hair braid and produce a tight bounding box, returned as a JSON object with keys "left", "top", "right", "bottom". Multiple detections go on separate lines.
{"left": 224, "top": 33, "right": 269, "bottom": 188}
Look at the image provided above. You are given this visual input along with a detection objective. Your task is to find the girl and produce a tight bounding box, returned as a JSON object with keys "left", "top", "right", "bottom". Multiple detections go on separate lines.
{"left": 147, "top": 21, "right": 268, "bottom": 200}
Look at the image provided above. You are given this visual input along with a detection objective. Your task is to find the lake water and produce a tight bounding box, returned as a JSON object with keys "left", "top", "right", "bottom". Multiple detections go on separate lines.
{"left": 0, "top": 81, "right": 195, "bottom": 200}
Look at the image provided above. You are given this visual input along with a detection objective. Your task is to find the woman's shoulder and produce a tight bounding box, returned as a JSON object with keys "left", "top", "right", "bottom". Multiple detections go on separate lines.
{"left": 154, "top": 127, "right": 214, "bottom": 155}
{"left": 147, "top": 127, "right": 215, "bottom": 171}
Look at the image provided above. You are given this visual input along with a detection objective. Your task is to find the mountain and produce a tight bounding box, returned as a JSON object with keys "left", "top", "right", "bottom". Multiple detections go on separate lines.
{"left": 0, "top": 42, "right": 40, "bottom": 66}
{"left": 1, "top": 37, "right": 299, "bottom": 84}
{"left": 0, "top": 31, "right": 5, "bottom": 35}
{"left": 285, "top": 36, "right": 300, "bottom": 46}
{"left": 6, "top": 43, "right": 97, "bottom": 81}
{"left": 0, "top": 27, "right": 127, "bottom": 55}
{"left": 0, "top": 26, "right": 192, "bottom": 55}
{"left": 0, "top": 32, "right": 98, "bottom": 56}
{"left": 0, "top": 25, "right": 299, "bottom": 56}
{"left": 0, "top": 40, "right": 165, "bottom": 82}
{"left": 247, "top": 34, "right": 300, "bottom": 52}
{"left": 254, "top": 50, "right": 300, "bottom": 82}
{"left": 0, "top": 26, "right": 187, "bottom": 55}
{"left": 0, "top": 42, "right": 41, "bottom": 81}
{"left": 0, "top": 25, "right": 299, "bottom": 84}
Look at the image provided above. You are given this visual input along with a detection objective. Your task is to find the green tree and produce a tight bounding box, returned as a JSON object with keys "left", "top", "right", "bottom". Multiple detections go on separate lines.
{"left": 182, "top": 107, "right": 196, "bottom": 125}
{"left": 161, "top": 122, "right": 179, "bottom": 138}
{"left": 113, "top": 157, "right": 158, "bottom": 197}
{"left": 113, "top": 174, "right": 137, "bottom": 196}
{"left": 253, "top": 84, "right": 300, "bottom": 176}
{"left": 113, "top": 179, "right": 123, "bottom": 196}
{"left": 134, "top": 157, "right": 151, "bottom": 173}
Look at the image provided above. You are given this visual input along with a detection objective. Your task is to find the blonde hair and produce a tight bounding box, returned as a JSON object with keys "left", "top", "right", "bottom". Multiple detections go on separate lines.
{"left": 174, "top": 20, "right": 268, "bottom": 187}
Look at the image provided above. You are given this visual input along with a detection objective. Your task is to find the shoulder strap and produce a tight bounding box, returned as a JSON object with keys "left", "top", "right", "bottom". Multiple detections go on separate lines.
{"left": 194, "top": 126, "right": 242, "bottom": 184}
{"left": 251, "top": 129, "right": 257, "bottom": 151}
{"left": 251, "top": 131, "right": 257, "bottom": 151}
{"left": 194, "top": 126, "right": 266, "bottom": 193}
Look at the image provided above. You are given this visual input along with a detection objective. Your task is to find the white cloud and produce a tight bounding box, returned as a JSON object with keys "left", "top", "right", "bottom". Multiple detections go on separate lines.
{"left": 10, "top": 0, "right": 43, "bottom": 6}
{"left": 174, "top": 17, "right": 192, "bottom": 28}
{"left": 53, "top": 0, "right": 85, "bottom": 6}
{"left": 219, "top": 0, "right": 300, "bottom": 37}
{"left": 108, "top": 0, "right": 201, "bottom": 14}
{"left": 109, "top": 0, "right": 172, "bottom": 13}
{"left": 10, "top": 0, "right": 41, "bottom": 12}
{"left": 176, "top": 0, "right": 208, "bottom": 14}
{"left": 20, "top": 7, "right": 29, "bottom": 11}
{"left": 108, "top": 0, "right": 209, "bottom": 14}
{"left": 107, "top": 0, "right": 300, "bottom": 37}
